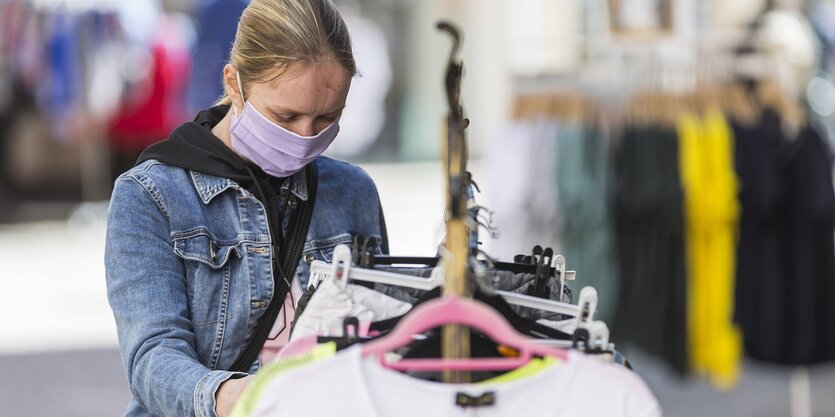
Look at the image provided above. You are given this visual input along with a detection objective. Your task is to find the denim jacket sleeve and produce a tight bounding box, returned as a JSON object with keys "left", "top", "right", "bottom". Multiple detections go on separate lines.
{"left": 105, "top": 174, "right": 246, "bottom": 417}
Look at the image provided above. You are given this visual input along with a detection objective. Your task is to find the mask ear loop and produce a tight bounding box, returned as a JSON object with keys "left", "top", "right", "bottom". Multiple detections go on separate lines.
{"left": 235, "top": 70, "right": 246, "bottom": 114}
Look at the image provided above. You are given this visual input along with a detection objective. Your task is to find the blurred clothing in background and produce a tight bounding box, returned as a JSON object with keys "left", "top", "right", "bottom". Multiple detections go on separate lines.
{"left": 185, "top": 0, "right": 249, "bottom": 115}
{"left": 108, "top": 13, "right": 191, "bottom": 181}
{"left": 325, "top": 2, "right": 392, "bottom": 159}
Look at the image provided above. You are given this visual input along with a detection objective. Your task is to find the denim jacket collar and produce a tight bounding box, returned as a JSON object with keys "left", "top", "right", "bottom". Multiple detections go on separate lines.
{"left": 189, "top": 168, "right": 309, "bottom": 205}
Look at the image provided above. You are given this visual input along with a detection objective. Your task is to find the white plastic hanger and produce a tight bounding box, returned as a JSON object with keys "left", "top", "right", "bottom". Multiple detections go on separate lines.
{"left": 309, "top": 244, "right": 444, "bottom": 291}
{"left": 311, "top": 244, "right": 586, "bottom": 319}
{"left": 571, "top": 287, "right": 610, "bottom": 348}
{"left": 533, "top": 287, "right": 610, "bottom": 350}
{"left": 312, "top": 244, "right": 612, "bottom": 349}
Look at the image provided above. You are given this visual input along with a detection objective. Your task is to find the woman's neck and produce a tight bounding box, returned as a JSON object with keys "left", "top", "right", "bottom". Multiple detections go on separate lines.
{"left": 212, "top": 108, "right": 235, "bottom": 150}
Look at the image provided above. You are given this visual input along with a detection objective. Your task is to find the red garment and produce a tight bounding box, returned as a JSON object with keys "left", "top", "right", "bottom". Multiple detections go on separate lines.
{"left": 109, "top": 19, "right": 190, "bottom": 153}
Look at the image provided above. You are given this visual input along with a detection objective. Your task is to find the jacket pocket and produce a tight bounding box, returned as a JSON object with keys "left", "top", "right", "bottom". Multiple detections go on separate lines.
{"left": 172, "top": 228, "right": 243, "bottom": 327}
{"left": 302, "top": 233, "right": 356, "bottom": 263}
{"left": 173, "top": 230, "right": 241, "bottom": 270}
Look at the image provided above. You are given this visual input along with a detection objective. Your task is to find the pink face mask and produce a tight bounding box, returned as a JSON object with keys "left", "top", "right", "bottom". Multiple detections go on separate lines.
{"left": 229, "top": 72, "right": 340, "bottom": 177}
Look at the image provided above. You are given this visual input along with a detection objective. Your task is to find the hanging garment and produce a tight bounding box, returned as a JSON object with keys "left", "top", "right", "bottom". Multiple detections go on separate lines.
{"left": 45, "top": 11, "right": 82, "bottom": 142}
{"left": 367, "top": 286, "right": 575, "bottom": 352}
{"left": 354, "top": 265, "right": 574, "bottom": 320}
{"left": 243, "top": 345, "right": 661, "bottom": 417}
{"left": 230, "top": 342, "right": 338, "bottom": 417}
{"left": 83, "top": 12, "right": 126, "bottom": 122}
{"left": 485, "top": 119, "right": 562, "bottom": 259}
{"left": 324, "top": 7, "right": 392, "bottom": 158}
{"left": 732, "top": 108, "right": 790, "bottom": 362}
{"left": 557, "top": 121, "right": 619, "bottom": 322}
{"left": 291, "top": 264, "right": 576, "bottom": 348}
{"left": 109, "top": 15, "right": 191, "bottom": 153}
{"left": 780, "top": 125, "right": 835, "bottom": 364}
{"left": 677, "top": 109, "right": 742, "bottom": 388}
{"left": 613, "top": 125, "right": 688, "bottom": 374}
{"left": 289, "top": 277, "right": 411, "bottom": 341}
{"left": 186, "top": 0, "right": 249, "bottom": 113}
{"left": 476, "top": 356, "right": 559, "bottom": 384}
{"left": 734, "top": 109, "right": 835, "bottom": 364}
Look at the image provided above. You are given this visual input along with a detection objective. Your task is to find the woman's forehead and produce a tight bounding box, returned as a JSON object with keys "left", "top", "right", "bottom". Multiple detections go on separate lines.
{"left": 252, "top": 61, "right": 351, "bottom": 113}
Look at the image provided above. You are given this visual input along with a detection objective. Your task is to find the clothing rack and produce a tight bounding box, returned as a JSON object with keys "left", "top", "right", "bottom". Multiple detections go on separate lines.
{"left": 510, "top": 77, "right": 804, "bottom": 136}
{"left": 495, "top": 43, "right": 835, "bottom": 402}
{"left": 509, "top": 38, "right": 797, "bottom": 123}
{"left": 437, "top": 21, "right": 472, "bottom": 384}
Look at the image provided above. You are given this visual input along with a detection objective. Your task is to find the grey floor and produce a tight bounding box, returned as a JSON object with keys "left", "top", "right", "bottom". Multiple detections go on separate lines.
{"left": 1, "top": 347, "right": 834, "bottom": 417}
{"left": 0, "top": 349, "right": 131, "bottom": 417}
{"left": 632, "top": 348, "right": 835, "bottom": 417}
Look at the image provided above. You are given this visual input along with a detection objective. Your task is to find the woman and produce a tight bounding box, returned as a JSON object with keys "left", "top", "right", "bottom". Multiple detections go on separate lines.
{"left": 104, "top": 1, "right": 387, "bottom": 416}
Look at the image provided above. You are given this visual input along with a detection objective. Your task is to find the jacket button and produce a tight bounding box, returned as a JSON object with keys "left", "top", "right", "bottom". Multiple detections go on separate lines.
{"left": 304, "top": 253, "right": 315, "bottom": 263}
{"left": 288, "top": 196, "right": 298, "bottom": 209}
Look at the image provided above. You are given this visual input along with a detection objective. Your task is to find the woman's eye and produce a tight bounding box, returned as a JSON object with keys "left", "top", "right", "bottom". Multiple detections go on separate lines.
{"left": 276, "top": 114, "right": 297, "bottom": 123}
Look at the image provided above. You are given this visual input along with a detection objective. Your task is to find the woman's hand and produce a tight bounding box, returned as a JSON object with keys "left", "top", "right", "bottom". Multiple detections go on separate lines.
{"left": 215, "top": 375, "right": 253, "bottom": 417}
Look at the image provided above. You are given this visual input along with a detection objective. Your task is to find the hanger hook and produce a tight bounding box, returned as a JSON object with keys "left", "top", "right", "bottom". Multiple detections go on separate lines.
{"left": 436, "top": 21, "right": 461, "bottom": 69}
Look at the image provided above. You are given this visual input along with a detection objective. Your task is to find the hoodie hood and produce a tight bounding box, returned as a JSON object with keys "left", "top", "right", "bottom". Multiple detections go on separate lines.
{"left": 137, "top": 104, "right": 309, "bottom": 199}
{"left": 137, "top": 104, "right": 269, "bottom": 186}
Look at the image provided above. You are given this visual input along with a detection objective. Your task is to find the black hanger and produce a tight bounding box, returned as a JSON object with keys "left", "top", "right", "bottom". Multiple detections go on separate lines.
{"left": 351, "top": 235, "right": 380, "bottom": 268}
{"left": 370, "top": 254, "right": 560, "bottom": 277}
{"left": 369, "top": 286, "right": 572, "bottom": 341}
{"left": 360, "top": 236, "right": 377, "bottom": 268}
{"left": 370, "top": 256, "right": 440, "bottom": 267}
{"left": 528, "top": 247, "right": 553, "bottom": 299}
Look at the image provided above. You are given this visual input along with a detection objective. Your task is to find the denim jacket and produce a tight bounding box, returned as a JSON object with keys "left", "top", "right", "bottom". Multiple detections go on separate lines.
{"left": 104, "top": 156, "right": 385, "bottom": 417}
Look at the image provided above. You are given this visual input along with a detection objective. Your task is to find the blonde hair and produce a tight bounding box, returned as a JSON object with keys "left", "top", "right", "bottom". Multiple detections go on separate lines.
{"left": 217, "top": 0, "right": 356, "bottom": 105}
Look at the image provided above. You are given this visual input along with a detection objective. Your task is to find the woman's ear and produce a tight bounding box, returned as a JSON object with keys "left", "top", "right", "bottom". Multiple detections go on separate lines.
{"left": 223, "top": 64, "right": 245, "bottom": 111}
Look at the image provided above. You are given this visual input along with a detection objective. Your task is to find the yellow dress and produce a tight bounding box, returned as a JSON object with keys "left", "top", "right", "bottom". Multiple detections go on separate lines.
{"left": 677, "top": 109, "right": 742, "bottom": 389}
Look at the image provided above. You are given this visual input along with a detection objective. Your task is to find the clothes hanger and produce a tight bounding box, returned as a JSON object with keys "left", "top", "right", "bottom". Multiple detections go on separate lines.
{"left": 361, "top": 295, "right": 569, "bottom": 372}
{"left": 308, "top": 231, "right": 608, "bottom": 358}
{"left": 312, "top": 287, "right": 613, "bottom": 365}
{"left": 311, "top": 244, "right": 444, "bottom": 292}
{"left": 527, "top": 247, "right": 553, "bottom": 298}
{"left": 370, "top": 245, "right": 576, "bottom": 299}
{"left": 312, "top": 244, "right": 615, "bottom": 351}
{"left": 350, "top": 242, "right": 573, "bottom": 297}
{"left": 310, "top": 245, "right": 584, "bottom": 318}
{"left": 361, "top": 286, "right": 575, "bottom": 383}
{"left": 369, "top": 253, "right": 560, "bottom": 277}
{"left": 369, "top": 285, "right": 574, "bottom": 340}
{"left": 473, "top": 253, "right": 606, "bottom": 346}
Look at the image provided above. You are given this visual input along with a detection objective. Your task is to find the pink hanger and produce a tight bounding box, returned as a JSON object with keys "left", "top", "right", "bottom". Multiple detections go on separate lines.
{"left": 362, "top": 296, "right": 568, "bottom": 372}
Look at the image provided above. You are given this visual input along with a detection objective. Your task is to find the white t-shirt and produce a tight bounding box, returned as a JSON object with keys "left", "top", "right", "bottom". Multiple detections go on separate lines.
{"left": 249, "top": 345, "right": 662, "bottom": 417}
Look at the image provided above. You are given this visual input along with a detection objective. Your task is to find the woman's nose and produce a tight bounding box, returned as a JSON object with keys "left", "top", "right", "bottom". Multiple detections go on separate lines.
{"left": 291, "top": 122, "right": 316, "bottom": 137}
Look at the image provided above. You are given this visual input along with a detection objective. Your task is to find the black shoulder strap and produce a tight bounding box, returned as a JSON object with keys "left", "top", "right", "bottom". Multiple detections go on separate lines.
{"left": 229, "top": 163, "right": 319, "bottom": 372}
